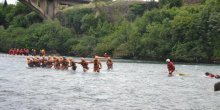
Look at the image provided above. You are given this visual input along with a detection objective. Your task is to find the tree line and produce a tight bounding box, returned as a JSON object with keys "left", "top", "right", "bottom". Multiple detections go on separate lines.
{"left": 0, "top": 0, "right": 220, "bottom": 63}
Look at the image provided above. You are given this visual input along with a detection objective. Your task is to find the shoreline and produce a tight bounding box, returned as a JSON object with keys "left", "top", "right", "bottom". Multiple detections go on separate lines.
{"left": 1, "top": 52, "right": 220, "bottom": 65}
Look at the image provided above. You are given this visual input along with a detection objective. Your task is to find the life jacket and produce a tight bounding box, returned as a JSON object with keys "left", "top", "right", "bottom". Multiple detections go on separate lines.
{"left": 26, "top": 49, "right": 29, "bottom": 54}
{"left": 13, "top": 49, "right": 16, "bottom": 55}
{"left": 208, "top": 74, "right": 215, "bottom": 78}
{"left": 167, "top": 62, "right": 175, "bottom": 71}
{"left": 9, "top": 49, "right": 12, "bottom": 54}
{"left": 16, "top": 49, "right": 19, "bottom": 55}
{"left": 19, "top": 49, "right": 23, "bottom": 55}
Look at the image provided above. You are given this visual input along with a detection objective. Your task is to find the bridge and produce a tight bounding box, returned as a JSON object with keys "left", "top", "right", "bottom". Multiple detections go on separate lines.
{"left": 17, "top": 0, "right": 91, "bottom": 19}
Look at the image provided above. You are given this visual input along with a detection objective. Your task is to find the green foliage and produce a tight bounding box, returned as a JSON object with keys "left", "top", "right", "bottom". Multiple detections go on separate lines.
{"left": 25, "top": 20, "right": 73, "bottom": 54}
{"left": 128, "top": 3, "right": 146, "bottom": 21}
{"left": 1, "top": 0, "right": 220, "bottom": 63}
{"left": 62, "top": 8, "right": 93, "bottom": 34}
{"left": 159, "top": 0, "right": 183, "bottom": 8}
{"left": 0, "top": 2, "right": 42, "bottom": 28}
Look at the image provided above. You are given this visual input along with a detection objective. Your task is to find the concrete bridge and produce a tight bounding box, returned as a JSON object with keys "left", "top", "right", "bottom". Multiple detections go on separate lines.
{"left": 17, "top": 0, "right": 91, "bottom": 19}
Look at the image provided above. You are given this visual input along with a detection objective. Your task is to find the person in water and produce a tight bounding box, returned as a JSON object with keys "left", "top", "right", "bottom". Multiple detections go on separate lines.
{"left": 104, "top": 53, "right": 110, "bottom": 58}
{"left": 54, "top": 56, "right": 60, "bottom": 69}
{"left": 40, "top": 56, "right": 47, "bottom": 68}
{"left": 59, "top": 57, "right": 64, "bottom": 69}
{"left": 31, "top": 56, "right": 40, "bottom": 67}
{"left": 69, "top": 58, "right": 77, "bottom": 71}
{"left": 8, "top": 48, "right": 13, "bottom": 55}
{"left": 40, "top": 49, "right": 46, "bottom": 56}
{"left": 166, "top": 59, "right": 175, "bottom": 76}
{"left": 12, "top": 48, "right": 16, "bottom": 55}
{"left": 106, "top": 57, "right": 113, "bottom": 70}
{"left": 78, "top": 57, "right": 89, "bottom": 72}
{"left": 91, "top": 56, "right": 102, "bottom": 72}
{"left": 62, "top": 57, "right": 69, "bottom": 70}
{"left": 46, "top": 56, "right": 54, "bottom": 68}
{"left": 27, "top": 57, "right": 34, "bottom": 67}
{"left": 205, "top": 72, "right": 220, "bottom": 79}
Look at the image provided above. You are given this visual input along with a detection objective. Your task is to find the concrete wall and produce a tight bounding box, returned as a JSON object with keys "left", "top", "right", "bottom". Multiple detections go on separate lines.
{"left": 47, "top": 0, "right": 55, "bottom": 18}
{"left": 18, "top": 0, "right": 90, "bottom": 19}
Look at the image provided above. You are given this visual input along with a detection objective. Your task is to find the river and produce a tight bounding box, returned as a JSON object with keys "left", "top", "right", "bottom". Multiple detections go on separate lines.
{"left": 0, "top": 54, "right": 220, "bottom": 110}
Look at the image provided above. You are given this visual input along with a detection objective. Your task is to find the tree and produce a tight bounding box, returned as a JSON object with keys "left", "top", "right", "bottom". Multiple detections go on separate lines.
{"left": 159, "top": 0, "right": 183, "bottom": 8}
{"left": 3, "top": 0, "right": 7, "bottom": 8}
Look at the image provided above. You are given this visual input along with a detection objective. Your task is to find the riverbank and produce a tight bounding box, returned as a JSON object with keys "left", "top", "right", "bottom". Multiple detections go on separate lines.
{"left": 1, "top": 52, "right": 220, "bottom": 65}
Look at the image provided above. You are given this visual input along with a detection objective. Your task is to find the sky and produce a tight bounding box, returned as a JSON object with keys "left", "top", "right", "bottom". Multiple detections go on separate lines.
{"left": 0, "top": 0, "right": 17, "bottom": 4}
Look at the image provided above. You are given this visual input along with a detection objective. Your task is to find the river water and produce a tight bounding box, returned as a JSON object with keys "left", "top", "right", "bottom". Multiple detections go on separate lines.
{"left": 0, "top": 54, "right": 220, "bottom": 110}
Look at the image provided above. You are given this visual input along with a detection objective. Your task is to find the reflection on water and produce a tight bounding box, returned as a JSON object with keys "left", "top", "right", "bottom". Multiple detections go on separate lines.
{"left": 0, "top": 54, "right": 220, "bottom": 110}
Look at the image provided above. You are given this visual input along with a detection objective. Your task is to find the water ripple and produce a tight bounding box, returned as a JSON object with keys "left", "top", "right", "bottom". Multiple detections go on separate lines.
{"left": 0, "top": 54, "right": 220, "bottom": 109}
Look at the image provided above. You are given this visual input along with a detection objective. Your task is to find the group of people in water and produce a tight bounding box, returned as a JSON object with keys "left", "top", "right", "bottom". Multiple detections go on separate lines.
{"left": 8, "top": 48, "right": 219, "bottom": 76}
{"left": 26, "top": 55, "right": 113, "bottom": 72}
{"left": 8, "top": 48, "right": 46, "bottom": 56}
{"left": 8, "top": 48, "right": 113, "bottom": 73}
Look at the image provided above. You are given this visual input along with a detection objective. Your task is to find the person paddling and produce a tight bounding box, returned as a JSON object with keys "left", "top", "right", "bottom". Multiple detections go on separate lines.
{"left": 166, "top": 59, "right": 175, "bottom": 76}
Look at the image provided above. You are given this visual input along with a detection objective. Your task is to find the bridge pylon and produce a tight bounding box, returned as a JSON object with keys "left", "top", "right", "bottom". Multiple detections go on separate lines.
{"left": 17, "top": 0, "right": 91, "bottom": 19}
